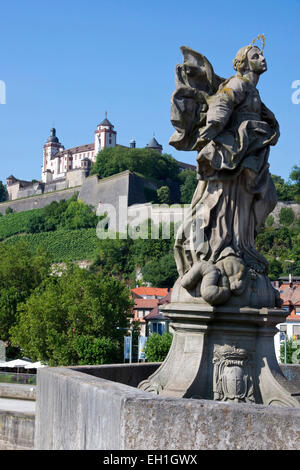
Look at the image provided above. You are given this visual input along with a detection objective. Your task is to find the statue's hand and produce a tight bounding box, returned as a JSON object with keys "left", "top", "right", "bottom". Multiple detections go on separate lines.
{"left": 199, "top": 122, "right": 221, "bottom": 141}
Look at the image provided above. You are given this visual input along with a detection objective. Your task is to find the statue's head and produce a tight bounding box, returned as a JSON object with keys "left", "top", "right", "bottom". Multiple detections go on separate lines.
{"left": 233, "top": 35, "right": 267, "bottom": 75}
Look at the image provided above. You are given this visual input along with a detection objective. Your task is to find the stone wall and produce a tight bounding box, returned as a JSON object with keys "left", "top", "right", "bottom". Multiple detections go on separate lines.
{"left": 0, "top": 411, "right": 35, "bottom": 450}
{"left": 66, "top": 169, "right": 87, "bottom": 189}
{"left": 79, "top": 171, "right": 158, "bottom": 233}
{"left": 271, "top": 201, "right": 300, "bottom": 223}
{"left": 0, "top": 187, "right": 81, "bottom": 215}
{"left": 35, "top": 363, "right": 300, "bottom": 450}
{"left": 2, "top": 172, "right": 299, "bottom": 227}
{"left": 0, "top": 383, "right": 36, "bottom": 401}
{"left": 0, "top": 383, "right": 36, "bottom": 450}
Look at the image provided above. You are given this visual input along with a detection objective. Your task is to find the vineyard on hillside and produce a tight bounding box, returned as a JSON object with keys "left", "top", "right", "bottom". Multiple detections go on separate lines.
{"left": 0, "top": 209, "right": 44, "bottom": 241}
{"left": 3, "top": 228, "right": 100, "bottom": 262}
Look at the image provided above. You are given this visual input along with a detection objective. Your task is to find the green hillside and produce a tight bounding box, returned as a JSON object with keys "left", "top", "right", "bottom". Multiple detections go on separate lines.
{"left": 3, "top": 229, "right": 100, "bottom": 263}
{"left": 0, "top": 209, "right": 44, "bottom": 241}
{"left": 0, "top": 197, "right": 101, "bottom": 262}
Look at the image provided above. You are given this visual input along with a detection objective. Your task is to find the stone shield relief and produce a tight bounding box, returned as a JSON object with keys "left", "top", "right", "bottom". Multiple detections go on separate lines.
{"left": 213, "top": 345, "right": 255, "bottom": 403}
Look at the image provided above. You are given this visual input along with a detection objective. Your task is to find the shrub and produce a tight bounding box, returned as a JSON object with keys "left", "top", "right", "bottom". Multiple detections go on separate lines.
{"left": 157, "top": 186, "right": 170, "bottom": 204}
{"left": 279, "top": 207, "right": 295, "bottom": 226}
{"left": 10, "top": 264, "right": 133, "bottom": 366}
{"left": 145, "top": 333, "right": 173, "bottom": 362}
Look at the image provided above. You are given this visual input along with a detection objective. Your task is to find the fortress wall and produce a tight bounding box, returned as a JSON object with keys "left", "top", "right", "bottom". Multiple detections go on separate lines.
{"left": 270, "top": 201, "right": 300, "bottom": 223}
{"left": 2, "top": 170, "right": 299, "bottom": 226}
{"left": 43, "top": 180, "right": 67, "bottom": 193}
{"left": 7, "top": 183, "right": 20, "bottom": 201}
{"left": 66, "top": 169, "right": 86, "bottom": 188}
{"left": 128, "top": 172, "right": 158, "bottom": 206}
{"left": 16, "top": 184, "right": 44, "bottom": 199}
{"left": 79, "top": 172, "right": 129, "bottom": 210}
{"left": 0, "top": 187, "right": 81, "bottom": 215}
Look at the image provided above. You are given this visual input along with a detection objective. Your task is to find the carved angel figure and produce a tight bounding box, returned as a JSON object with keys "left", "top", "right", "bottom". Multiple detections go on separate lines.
{"left": 170, "top": 38, "right": 281, "bottom": 307}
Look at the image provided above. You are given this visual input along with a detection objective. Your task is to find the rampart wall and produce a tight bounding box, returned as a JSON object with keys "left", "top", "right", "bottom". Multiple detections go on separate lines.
{"left": 0, "top": 187, "right": 81, "bottom": 215}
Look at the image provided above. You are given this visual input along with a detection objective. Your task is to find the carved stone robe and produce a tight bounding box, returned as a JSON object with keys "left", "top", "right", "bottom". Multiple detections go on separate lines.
{"left": 174, "top": 75, "right": 279, "bottom": 277}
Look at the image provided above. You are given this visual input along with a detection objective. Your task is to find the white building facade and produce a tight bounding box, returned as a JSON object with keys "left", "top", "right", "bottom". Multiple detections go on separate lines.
{"left": 42, "top": 115, "right": 117, "bottom": 184}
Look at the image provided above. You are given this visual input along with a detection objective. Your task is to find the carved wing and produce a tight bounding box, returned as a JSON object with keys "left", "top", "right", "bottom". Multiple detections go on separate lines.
{"left": 169, "top": 46, "right": 225, "bottom": 151}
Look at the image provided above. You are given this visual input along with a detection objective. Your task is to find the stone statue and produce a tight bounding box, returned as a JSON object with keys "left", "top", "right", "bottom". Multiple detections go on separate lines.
{"left": 170, "top": 35, "right": 281, "bottom": 308}
{"left": 139, "top": 38, "right": 300, "bottom": 407}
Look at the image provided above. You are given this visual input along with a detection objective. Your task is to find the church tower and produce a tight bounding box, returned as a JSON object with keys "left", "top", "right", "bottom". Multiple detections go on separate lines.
{"left": 94, "top": 113, "right": 117, "bottom": 155}
{"left": 42, "top": 128, "right": 64, "bottom": 182}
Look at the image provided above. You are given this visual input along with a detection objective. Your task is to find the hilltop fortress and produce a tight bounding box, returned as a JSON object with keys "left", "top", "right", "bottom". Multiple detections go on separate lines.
{"left": 0, "top": 114, "right": 299, "bottom": 230}
{"left": 3, "top": 115, "right": 194, "bottom": 216}
{"left": 6, "top": 115, "right": 174, "bottom": 201}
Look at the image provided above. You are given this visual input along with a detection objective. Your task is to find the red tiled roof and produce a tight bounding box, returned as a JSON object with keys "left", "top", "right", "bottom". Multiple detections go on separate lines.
{"left": 51, "top": 143, "right": 95, "bottom": 160}
{"left": 131, "top": 287, "right": 170, "bottom": 298}
{"left": 277, "top": 284, "right": 300, "bottom": 307}
{"left": 133, "top": 299, "right": 159, "bottom": 309}
{"left": 144, "top": 291, "right": 172, "bottom": 321}
{"left": 286, "top": 317, "right": 300, "bottom": 322}
{"left": 131, "top": 291, "right": 143, "bottom": 299}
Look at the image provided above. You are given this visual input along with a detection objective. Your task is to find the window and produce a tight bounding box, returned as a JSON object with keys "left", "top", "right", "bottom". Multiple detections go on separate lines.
{"left": 151, "top": 322, "right": 165, "bottom": 335}
{"left": 138, "top": 310, "right": 144, "bottom": 319}
{"left": 293, "top": 325, "right": 300, "bottom": 336}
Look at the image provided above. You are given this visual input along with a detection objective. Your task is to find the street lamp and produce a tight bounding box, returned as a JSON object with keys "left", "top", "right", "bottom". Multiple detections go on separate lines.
{"left": 116, "top": 327, "right": 133, "bottom": 364}
{"left": 285, "top": 260, "right": 295, "bottom": 285}
{"left": 281, "top": 330, "right": 287, "bottom": 377}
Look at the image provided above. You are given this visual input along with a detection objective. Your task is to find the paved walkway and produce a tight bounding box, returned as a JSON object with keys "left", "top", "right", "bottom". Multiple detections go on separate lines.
{"left": 0, "top": 397, "right": 35, "bottom": 414}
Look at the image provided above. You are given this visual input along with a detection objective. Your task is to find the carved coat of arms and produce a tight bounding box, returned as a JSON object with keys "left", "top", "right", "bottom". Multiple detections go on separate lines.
{"left": 213, "top": 345, "right": 255, "bottom": 403}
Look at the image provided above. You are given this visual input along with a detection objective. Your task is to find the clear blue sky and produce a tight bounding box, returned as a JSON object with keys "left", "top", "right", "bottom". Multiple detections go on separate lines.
{"left": 0, "top": 0, "right": 299, "bottom": 183}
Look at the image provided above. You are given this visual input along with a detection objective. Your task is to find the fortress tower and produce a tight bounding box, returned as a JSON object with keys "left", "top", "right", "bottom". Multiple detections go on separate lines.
{"left": 42, "top": 128, "right": 64, "bottom": 183}
{"left": 94, "top": 112, "right": 117, "bottom": 155}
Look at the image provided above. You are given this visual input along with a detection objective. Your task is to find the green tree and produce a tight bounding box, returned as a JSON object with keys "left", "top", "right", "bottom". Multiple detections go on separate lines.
{"left": 0, "top": 240, "right": 51, "bottom": 355}
{"left": 145, "top": 333, "right": 173, "bottom": 362}
{"left": 289, "top": 165, "right": 300, "bottom": 202}
{"left": 271, "top": 174, "right": 294, "bottom": 201}
{"left": 61, "top": 200, "right": 99, "bottom": 230}
{"left": 26, "top": 212, "right": 46, "bottom": 233}
{"left": 90, "top": 147, "right": 180, "bottom": 182}
{"left": 267, "top": 258, "right": 283, "bottom": 281}
{"left": 24, "top": 196, "right": 100, "bottom": 233}
{"left": 157, "top": 186, "right": 171, "bottom": 204}
{"left": 92, "top": 236, "right": 133, "bottom": 277}
{"left": 142, "top": 253, "right": 178, "bottom": 288}
{"left": 279, "top": 207, "right": 295, "bottom": 226}
{"left": 0, "top": 181, "right": 7, "bottom": 202}
{"left": 265, "top": 215, "right": 274, "bottom": 227}
{"left": 179, "top": 169, "right": 197, "bottom": 204}
{"left": 280, "top": 338, "right": 300, "bottom": 364}
{"left": 10, "top": 264, "right": 133, "bottom": 366}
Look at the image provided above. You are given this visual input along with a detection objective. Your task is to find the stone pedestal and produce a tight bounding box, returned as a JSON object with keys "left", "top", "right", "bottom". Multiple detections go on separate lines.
{"left": 139, "top": 302, "right": 300, "bottom": 407}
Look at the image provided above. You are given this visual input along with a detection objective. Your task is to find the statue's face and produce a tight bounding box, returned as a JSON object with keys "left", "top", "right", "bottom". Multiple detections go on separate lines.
{"left": 247, "top": 47, "right": 267, "bottom": 75}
